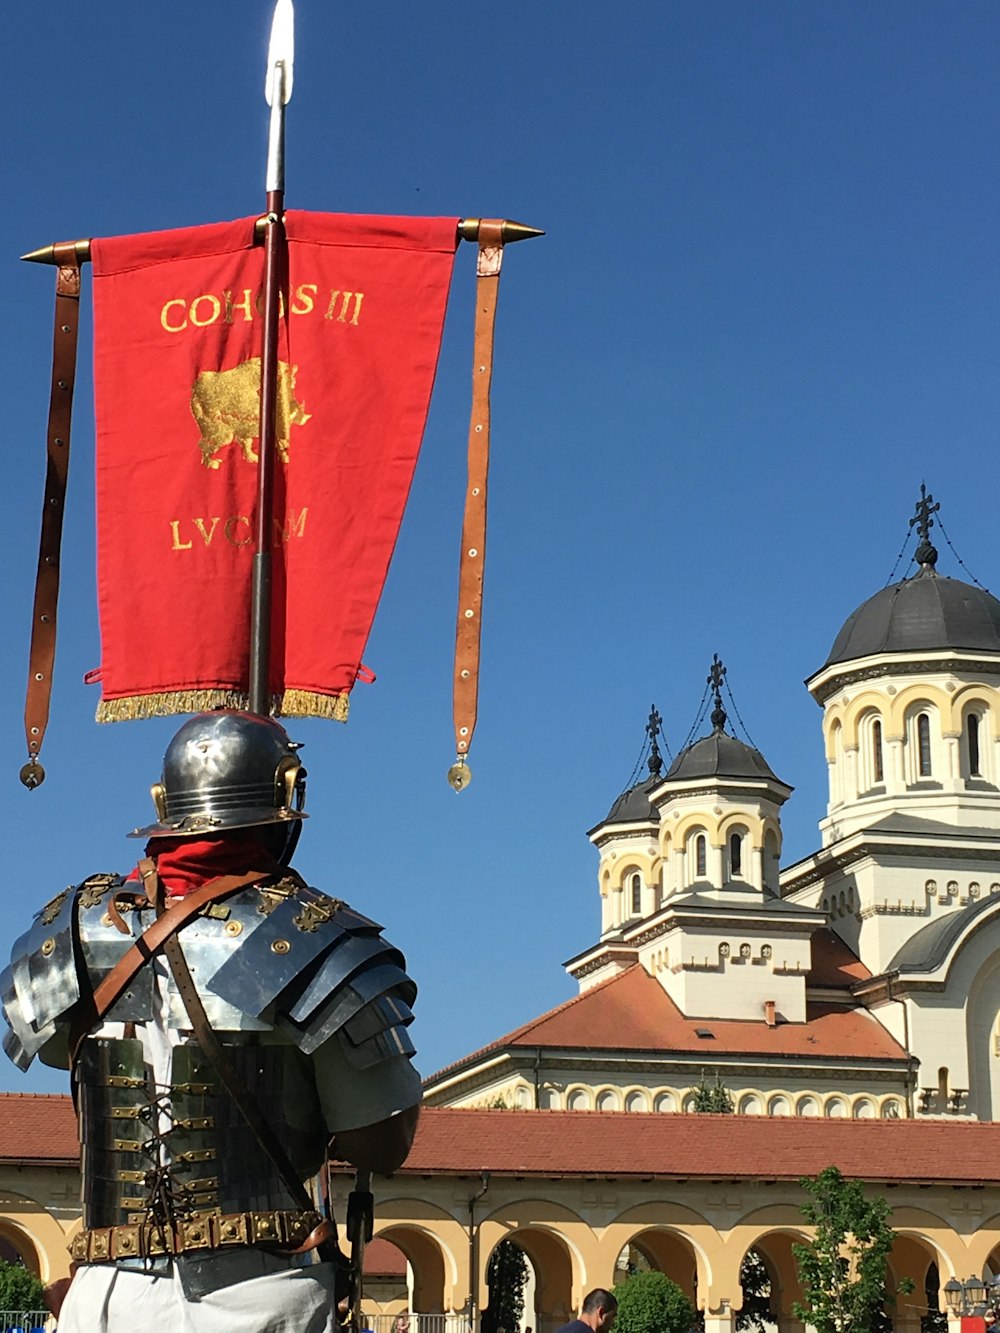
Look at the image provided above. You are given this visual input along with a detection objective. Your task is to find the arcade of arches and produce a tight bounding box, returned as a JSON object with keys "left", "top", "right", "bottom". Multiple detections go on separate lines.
{"left": 329, "top": 1108, "right": 1000, "bottom": 1333}
{"left": 344, "top": 1168, "right": 1000, "bottom": 1333}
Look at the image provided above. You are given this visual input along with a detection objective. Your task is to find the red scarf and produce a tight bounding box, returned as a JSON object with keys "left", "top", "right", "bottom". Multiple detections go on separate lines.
{"left": 127, "top": 833, "right": 283, "bottom": 897}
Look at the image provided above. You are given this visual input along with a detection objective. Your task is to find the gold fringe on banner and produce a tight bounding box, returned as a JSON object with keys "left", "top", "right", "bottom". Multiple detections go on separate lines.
{"left": 277, "top": 689, "right": 350, "bottom": 721}
{"left": 96, "top": 689, "right": 350, "bottom": 724}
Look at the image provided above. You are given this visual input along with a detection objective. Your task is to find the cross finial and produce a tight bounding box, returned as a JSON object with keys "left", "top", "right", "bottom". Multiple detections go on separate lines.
{"left": 646, "top": 704, "right": 664, "bottom": 778}
{"left": 708, "top": 654, "right": 727, "bottom": 732}
{"left": 908, "top": 483, "right": 940, "bottom": 570}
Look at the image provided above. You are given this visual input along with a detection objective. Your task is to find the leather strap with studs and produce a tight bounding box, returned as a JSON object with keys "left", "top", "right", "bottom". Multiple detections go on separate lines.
{"left": 451, "top": 221, "right": 505, "bottom": 787}
{"left": 22, "top": 249, "right": 82, "bottom": 790}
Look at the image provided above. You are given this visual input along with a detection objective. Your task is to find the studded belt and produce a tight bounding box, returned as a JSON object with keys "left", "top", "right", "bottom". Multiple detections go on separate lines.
{"left": 70, "top": 1208, "right": 325, "bottom": 1263}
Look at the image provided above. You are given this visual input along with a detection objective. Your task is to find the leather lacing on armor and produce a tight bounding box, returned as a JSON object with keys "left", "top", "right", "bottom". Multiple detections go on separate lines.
{"left": 138, "top": 1086, "right": 191, "bottom": 1230}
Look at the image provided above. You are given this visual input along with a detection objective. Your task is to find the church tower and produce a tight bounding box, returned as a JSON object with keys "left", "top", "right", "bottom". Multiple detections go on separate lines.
{"left": 575, "top": 657, "right": 822, "bottom": 1022}
{"left": 783, "top": 489, "right": 1000, "bottom": 1118}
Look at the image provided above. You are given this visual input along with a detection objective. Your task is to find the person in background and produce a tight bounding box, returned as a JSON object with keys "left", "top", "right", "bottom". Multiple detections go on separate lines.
{"left": 555, "top": 1289, "right": 618, "bottom": 1333}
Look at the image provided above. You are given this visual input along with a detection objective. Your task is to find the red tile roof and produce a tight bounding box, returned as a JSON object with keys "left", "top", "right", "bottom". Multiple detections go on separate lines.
{"left": 402, "top": 1107, "right": 1000, "bottom": 1184}
{"left": 0, "top": 1094, "right": 78, "bottom": 1165}
{"left": 5, "top": 1094, "right": 998, "bottom": 1189}
{"left": 806, "top": 928, "right": 872, "bottom": 988}
{"left": 428, "top": 965, "right": 905, "bottom": 1084}
{"left": 364, "top": 1237, "right": 407, "bottom": 1276}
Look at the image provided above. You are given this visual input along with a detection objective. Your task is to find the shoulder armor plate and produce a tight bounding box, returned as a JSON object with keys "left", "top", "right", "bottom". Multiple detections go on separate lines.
{"left": 2, "top": 873, "right": 122, "bottom": 1068}
{"left": 205, "top": 880, "right": 416, "bottom": 1058}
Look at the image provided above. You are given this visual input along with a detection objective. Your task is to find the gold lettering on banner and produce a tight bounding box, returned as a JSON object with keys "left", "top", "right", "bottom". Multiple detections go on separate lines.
{"left": 169, "top": 513, "right": 308, "bottom": 553}
{"left": 225, "top": 516, "right": 252, "bottom": 547}
{"left": 223, "top": 289, "right": 255, "bottom": 324}
{"left": 324, "top": 290, "right": 364, "bottom": 325}
{"left": 161, "top": 282, "right": 364, "bottom": 333}
{"left": 189, "top": 294, "right": 222, "bottom": 328}
{"left": 254, "top": 289, "right": 286, "bottom": 318}
{"left": 193, "top": 517, "right": 220, "bottom": 546}
{"left": 274, "top": 508, "right": 308, "bottom": 543}
{"left": 291, "top": 284, "right": 317, "bottom": 315}
{"left": 161, "top": 299, "right": 188, "bottom": 333}
{"left": 170, "top": 520, "right": 193, "bottom": 551}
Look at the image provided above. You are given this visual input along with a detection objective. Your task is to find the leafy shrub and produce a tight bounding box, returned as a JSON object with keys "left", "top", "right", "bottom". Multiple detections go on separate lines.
{"left": 613, "top": 1270, "right": 695, "bottom": 1333}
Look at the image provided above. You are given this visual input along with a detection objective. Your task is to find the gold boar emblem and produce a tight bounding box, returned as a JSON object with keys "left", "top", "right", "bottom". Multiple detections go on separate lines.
{"left": 191, "top": 357, "right": 311, "bottom": 469}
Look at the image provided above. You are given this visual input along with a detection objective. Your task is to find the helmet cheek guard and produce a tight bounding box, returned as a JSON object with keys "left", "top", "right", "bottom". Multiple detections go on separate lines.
{"left": 275, "top": 755, "right": 307, "bottom": 816}
{"left": 129, "top": 711, "right": 309, "bottom": 839}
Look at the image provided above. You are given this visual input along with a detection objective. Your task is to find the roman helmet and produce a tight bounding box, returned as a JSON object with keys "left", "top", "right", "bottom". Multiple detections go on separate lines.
{"left": 130, "top": 711, "right": 307, "bottom": 846}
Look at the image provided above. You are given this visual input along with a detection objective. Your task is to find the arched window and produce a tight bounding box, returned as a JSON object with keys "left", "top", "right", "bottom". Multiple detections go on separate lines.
{"left": 968, "top": 712, "right": 982, "bottom": 777}
{"left": 729, "top": 832, "right": 743, "bottom": 878}
{"left": 872, "top": 720, "right": 884, "bottom": 784}
{"left": 630, "top": 873, "right": 642, "bottom": 915}
{"left": 917, "top": 713, "right": 932, "bottom": 777}
{"left": 695, "top": 835, "right": 707, "bottom": 878}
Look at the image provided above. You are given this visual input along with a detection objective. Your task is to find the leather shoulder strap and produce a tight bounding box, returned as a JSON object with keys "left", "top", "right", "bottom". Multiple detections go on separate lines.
{"left": 69, "top": 869, "right": 269, "bottom": 1066}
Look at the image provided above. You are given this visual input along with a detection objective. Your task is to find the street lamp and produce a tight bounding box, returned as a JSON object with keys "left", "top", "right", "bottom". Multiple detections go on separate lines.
{"left": 944, "top": 1276, "right": 989, "bottom": 1317}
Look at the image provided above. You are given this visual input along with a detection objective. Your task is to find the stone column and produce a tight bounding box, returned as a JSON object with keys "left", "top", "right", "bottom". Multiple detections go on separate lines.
{"left": 942, "top": 732, "right": 961, "bottom": 786}
{"left": 704, "top": 1307, "right": 735, "bottom": 1333}
{"left": 887, "top": 735, "right": 905, "bottom": 789}
{"left": 711, "top": 843, "right": 725, "bottom": 887}
{"left": 751, "top": 846, "right": 765, "bottom": 893}
{"left": 842, "top": 743, "right": 859, "bottom": 802}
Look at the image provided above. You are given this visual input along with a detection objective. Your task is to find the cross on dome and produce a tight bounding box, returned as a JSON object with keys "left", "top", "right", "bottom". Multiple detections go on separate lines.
{"left": 708, "top": 654, "right": 728, "bottom": 732}
{"left": 646, "top": 705, "right": 664, "bottom": 778}
{"left": 909, "top": 483, "right": 940, "bottom": 570}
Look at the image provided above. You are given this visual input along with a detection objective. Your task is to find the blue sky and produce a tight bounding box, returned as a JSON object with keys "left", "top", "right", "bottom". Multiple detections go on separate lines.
{"left": 3, "top": 1, "right": 1000, "bottom": 1092}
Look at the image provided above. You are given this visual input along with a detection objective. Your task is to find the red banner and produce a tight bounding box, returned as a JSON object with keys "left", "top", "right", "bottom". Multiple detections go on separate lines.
{"left": 90, "top": 212, "right": 457, "bottom": 720}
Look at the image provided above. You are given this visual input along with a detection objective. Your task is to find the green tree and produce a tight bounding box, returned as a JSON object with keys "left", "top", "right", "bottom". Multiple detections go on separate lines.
{"left": 921, "top": 1263, "right": 947, "bottom": 1333}
{"left": 738, "top": 1248, "right": 774, "bottom": 1333}
{"left": 690, "top": 1074, "right": 735, "bottom": 1114}
{"left": 483, "top": 1239, "right": 529, "bottom": 1333}
{"left": 0, "top": 1259, "right": 45, "bottom": 1315}
{"left": 613, "top": 1270, "right": 695, "bottom": 1333}
{"left": 792, "top": 1166, "right": 914, "bottom": 1333}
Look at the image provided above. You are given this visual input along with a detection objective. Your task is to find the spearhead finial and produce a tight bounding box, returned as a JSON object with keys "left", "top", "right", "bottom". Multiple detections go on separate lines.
{"left": 266, "top": 0, "right": 295, "bottom": 106}
{"left": 708, "top": 654, "right": 727, "bottom": 733}
{"left": 264, "top": 0, "right": 294, "bottom": 193}
{"left": 909, "top": 482, "right": 940, "bottom": 571}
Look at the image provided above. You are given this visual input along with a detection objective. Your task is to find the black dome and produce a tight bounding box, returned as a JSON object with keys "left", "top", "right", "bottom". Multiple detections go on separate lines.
{"left": 825, "top": 570, "right": 1000, "bottom": 668}
{"left": 598, "top": 778, "right": 659, "bottom": 828}
{"left": 665, "top": 730, "right": 782, "bottom": 784}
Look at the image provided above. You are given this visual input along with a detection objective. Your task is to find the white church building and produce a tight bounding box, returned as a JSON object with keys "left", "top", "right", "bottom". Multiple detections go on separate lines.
{"left": 425, "top": 490, "right": 1000, "bottom": 1123}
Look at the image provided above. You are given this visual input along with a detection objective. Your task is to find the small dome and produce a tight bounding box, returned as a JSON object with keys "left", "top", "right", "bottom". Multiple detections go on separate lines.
{"left": 665, "top": 730, "right": 781, "bottom": 784}
{"left": 599, "top": 777, "right": 659, "bottom": 827}
{"left": 825, "top": 569, "right": 1000, "bottom": 668}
